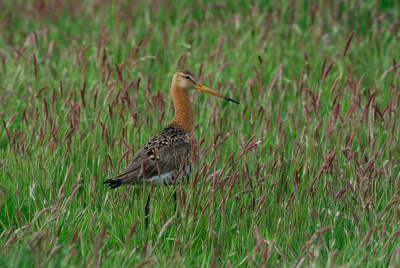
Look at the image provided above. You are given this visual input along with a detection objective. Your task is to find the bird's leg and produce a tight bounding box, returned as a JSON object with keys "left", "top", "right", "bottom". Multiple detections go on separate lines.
{"left": 144, "top": 192, "right": 151, "bottom": 230}
{"left": 173, "top": 190, "right": 177, "bottom": 212}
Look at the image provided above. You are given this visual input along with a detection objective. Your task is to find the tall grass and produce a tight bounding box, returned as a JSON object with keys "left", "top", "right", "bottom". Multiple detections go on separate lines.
{"left": 0, "top": 0, "right": 399, "bottom": 267}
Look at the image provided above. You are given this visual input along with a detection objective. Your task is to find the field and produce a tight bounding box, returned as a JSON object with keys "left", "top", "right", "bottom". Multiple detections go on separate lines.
{"left": 1, "top": 0, "right": 400, "bottom": 267}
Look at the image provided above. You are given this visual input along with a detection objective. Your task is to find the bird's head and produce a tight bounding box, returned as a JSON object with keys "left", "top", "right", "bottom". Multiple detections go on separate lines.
{"left": 172, "top": 70, "right": 239, "bottom": 104}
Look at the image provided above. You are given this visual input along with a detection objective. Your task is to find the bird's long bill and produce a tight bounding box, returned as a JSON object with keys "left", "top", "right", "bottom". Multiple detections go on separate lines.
{"left": 195, "top": 83, "right": 239, "bottom": 104}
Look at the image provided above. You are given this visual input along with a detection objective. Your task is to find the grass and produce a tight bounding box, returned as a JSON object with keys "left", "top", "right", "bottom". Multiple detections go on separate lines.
{"left": 0, "top": 0, "right": 399, "bottom": 267}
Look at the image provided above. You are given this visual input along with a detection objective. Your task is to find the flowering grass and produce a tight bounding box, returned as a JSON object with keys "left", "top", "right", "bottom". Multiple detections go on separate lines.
{"left": 0, "top": 0, "right": 399, "bottom": 267}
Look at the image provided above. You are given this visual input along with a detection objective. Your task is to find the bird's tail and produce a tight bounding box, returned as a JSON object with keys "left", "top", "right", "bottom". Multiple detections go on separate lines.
{"left": 103, "top": 177, "right": 123, "bottom": 189}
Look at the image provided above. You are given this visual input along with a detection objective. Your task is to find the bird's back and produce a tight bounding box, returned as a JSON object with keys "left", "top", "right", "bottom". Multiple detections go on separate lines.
{"left": 104, "top": 124, "right": 198, "bottom": 188}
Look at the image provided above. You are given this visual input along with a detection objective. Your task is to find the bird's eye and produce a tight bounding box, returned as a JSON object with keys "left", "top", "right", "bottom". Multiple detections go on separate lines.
{"left": 185, "top": 76, "right": 190, "bottom": 80}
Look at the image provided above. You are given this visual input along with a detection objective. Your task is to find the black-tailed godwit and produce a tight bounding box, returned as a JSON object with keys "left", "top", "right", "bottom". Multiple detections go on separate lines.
{"left": 104, "top": 70, "right": 239, "bottom": 228}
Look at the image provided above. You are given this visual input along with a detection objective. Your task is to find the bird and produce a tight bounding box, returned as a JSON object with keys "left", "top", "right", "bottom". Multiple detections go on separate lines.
{"left": 104, "top": 70, "right": 239, "bottom": 228}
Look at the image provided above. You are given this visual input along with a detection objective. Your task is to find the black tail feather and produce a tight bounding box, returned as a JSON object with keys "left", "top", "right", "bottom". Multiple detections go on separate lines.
{"left": 104, "top": 178, "right": 123, "bottom": 189}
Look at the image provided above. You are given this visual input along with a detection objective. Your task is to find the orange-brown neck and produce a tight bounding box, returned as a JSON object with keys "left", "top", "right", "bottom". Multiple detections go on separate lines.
{"left": 170, "top": 85, "right": 195, "bottom": 136}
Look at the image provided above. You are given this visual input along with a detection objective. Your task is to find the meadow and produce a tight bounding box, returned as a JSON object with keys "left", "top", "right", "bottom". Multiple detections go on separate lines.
{"left": 0, "top": 0, "right": 400, "bottom": 267}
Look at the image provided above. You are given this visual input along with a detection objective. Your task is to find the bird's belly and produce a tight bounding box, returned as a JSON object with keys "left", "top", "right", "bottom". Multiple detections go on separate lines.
{"left": 146, "top": 165, "right": 192, "bottom": 186}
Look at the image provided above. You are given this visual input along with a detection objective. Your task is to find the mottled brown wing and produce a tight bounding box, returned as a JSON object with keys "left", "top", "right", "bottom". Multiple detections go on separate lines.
{"left": 154, "top": 140, "right": 197, "bottom": 177}
{"left": 104, "top": 139, "right": 195, "bottom": 188}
